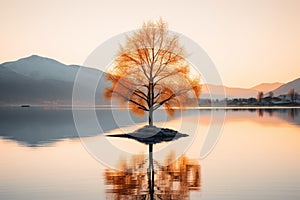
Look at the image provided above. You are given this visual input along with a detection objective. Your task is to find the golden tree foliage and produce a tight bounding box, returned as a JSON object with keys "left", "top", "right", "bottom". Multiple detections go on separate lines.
{"left": 105, "top": 19, "right": 201, "bottom": 125}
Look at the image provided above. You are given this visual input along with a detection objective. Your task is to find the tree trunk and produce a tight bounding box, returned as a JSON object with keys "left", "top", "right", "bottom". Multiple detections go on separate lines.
{"left": 148, "top": 144, "right": 154, "bottom": 199}
{"left": 148, "top": 82, "right": 154, "bottom": 127}
{"left": 149, "top": 108, "right": 153, "bottom": 127}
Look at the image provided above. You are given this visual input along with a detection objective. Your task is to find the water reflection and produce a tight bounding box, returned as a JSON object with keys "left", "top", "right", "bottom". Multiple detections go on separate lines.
{"left": 0, "top": 107, "right": 147, "bottom": 146}
{"left": 0, "top": 108, "right": 300, "bottom": 200}
{"left": 289, "top": 108, "right": 298, "bottom": 120}
{"left": 0, "top": 107, "right": 183, "bottom": 146}
{"left": 0, "top": 107, "right": 299, "bottom": 146}
{"left": 105, "top": 152, "right": 201, "bottom": 200}
{"left": 256, "top": 108, "right": 299, "bottom": 124}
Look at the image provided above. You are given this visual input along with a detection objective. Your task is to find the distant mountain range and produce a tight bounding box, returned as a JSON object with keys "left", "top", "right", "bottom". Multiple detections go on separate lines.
{"left": 272, "top": 78, "right": 300, "bottom": 96}
{"left": 0, "top": 55, "right": 299, "bottom": 104}
{"left": 0, "top": 55, "right": 108, "bottom": 105}
{"left": 250, "top": 82, "right": 284, "bottom": 92}
{"left": 201, "top": 80, "right": 299, "bottom": 99}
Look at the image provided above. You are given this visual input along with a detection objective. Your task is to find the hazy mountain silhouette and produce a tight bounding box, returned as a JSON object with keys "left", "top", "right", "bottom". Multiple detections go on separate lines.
{"left": 272, "top": 78, "right": 300, "bottom": 96}
{"left": 201, "top": 81, "right": 295, "bottom": 99}
{"left": 0, "top": 55, "right": 108, "bottom": 105}
{"left": 0, "top": 55, "right": 297, "bottom": 102}
{"left": 201, "top": 83, "right": 284, "bottom": 99}
{"left": 200, "top": 84, "right": 255, "bottom": 99}
{"left": 250, "top": 82, "right": 284, "bottom": 92}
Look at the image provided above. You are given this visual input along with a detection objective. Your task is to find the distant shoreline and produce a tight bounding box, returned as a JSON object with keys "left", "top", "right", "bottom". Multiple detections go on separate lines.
{"left": 0, "top": 105, "right": 299, "bottom": 110}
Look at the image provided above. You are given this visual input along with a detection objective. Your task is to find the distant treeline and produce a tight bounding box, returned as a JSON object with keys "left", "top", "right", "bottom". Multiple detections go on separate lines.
{"left": 199, "top": 91, "right": 300, "bottom": 107}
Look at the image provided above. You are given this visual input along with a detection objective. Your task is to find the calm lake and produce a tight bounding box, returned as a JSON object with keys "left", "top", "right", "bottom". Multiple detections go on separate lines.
{"left": 0, "top": 107, "right": 299, "bottom": 200}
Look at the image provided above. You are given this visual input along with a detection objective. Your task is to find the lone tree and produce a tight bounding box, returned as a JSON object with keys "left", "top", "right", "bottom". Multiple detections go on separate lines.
{"left": 105, "top": 19, "right": 201, "bottom": 126}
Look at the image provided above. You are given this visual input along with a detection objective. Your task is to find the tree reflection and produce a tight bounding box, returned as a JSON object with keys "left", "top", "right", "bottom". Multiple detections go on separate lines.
{"left": 289, "top": 108, "right": 298, "bottom": 120}
{"left": 257, "top": 108, "right": 299, "bottom": 120}
{"left": 105, "top": 152, "right": 201, "bottom": 200}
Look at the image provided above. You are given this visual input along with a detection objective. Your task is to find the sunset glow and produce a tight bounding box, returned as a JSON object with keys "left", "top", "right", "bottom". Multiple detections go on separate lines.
{"left": 1, "top": 0, "right": 300, "bottom": 88}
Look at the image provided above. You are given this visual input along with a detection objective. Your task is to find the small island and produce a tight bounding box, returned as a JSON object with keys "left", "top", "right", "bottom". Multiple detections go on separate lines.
{"left": 20, "top": 104, "right": 30, "bottom": 107}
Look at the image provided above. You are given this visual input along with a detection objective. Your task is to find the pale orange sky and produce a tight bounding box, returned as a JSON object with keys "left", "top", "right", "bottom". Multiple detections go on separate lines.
{"left": 0, "top": 0, "right": 300, "bottom": 88}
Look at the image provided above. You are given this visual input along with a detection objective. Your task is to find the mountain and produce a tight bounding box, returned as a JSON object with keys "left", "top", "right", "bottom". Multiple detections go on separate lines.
{"left": 0, "top": 55, "right": 108, "bottom": 105}
{"left": 272, "top": 78, "right": 300, "bottom": 96}
{"left": 201, "top": 81, "right": 289, "bottom": 99}
{"left": 1, "top": 55, "right": 298, "bottom": 103}
{"left": 250, "top": 82, "right": 284, "bottom": 92}
{"left": 201, "top": 84, "right": 258, "bottom": 99}
{"left": 1, "top": 55, "right": 78, "bottom": 81}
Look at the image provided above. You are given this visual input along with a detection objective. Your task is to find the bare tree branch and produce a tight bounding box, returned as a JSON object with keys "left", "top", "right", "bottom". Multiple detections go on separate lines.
{"left": 112, "top": 90, "right": 149, "bottom": 111}
{"left": 153, "top": 94, "right": 176, "bottom": 110}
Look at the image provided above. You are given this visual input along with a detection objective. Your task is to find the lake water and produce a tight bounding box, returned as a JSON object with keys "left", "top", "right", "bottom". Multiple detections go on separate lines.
{"left": 0, "top": 107, "right": 299, "bottom": 200}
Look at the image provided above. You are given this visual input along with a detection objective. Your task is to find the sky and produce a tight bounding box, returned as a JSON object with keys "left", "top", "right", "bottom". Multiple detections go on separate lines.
{"left": 1, "top": 0, "right": 300, "bottom": 88}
